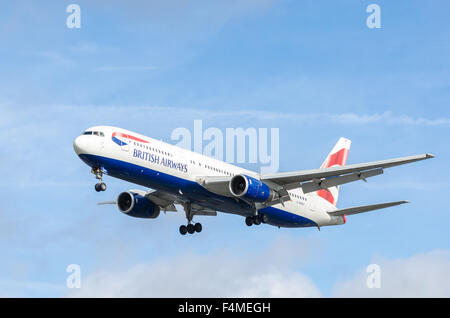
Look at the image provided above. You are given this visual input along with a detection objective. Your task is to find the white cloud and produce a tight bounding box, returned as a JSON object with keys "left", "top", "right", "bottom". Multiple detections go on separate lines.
{"left": 68, "top": 260, "right": 321, "bottom": 298}
{"left": 68, "top": 235, "right": 322, "bottom": 298}
{"left": 333, "top": 250, "right": 450, "bottom": 297}
{"left": 67, "top": 247, "right": 450, "bottom": 298}
{"left": 233, "top": 271, "right": 321, "bottom": 297}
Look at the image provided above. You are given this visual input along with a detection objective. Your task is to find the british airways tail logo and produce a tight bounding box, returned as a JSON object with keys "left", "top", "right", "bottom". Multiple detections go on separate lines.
{"left": 112, "top": 132, "right": 149, "bottom": 146}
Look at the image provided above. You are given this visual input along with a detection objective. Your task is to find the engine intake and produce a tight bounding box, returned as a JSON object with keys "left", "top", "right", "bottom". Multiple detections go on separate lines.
{"left": 117, "top": 191, "right": 160, "bottom": 219}
{"left": 229, "top": 174, "right": 275, "bottom": 202}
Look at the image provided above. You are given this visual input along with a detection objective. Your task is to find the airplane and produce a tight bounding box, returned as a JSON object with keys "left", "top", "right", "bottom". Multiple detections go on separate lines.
{"left": 73, "top": 126, "right": 434, "bottom": 235}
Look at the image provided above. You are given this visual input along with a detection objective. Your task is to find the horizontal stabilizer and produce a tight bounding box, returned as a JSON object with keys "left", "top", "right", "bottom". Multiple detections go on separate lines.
{"left": 328, "top": 200, "right": 409, "bottom": 216}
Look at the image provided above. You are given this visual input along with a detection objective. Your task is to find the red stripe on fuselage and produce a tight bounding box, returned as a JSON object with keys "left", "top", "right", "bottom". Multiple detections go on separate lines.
{"left": 112, "top": 132, "right": 149, "bottom": 143}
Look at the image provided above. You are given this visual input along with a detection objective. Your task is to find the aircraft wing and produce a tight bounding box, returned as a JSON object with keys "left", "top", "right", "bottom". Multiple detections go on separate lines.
{"left": 261, "top": 153, "right": 434, "bottom": 190}
{"left": 145, "top": 190, "right": 179, "bottom": 212}
{"left": 196, "top": 176, "right": 233, "bottom": 197}
{"left": 328, "top": 200, "right": 409, "bottom": 216}
{"left": 195, "top": 153, "right": 434, "bottom": 200}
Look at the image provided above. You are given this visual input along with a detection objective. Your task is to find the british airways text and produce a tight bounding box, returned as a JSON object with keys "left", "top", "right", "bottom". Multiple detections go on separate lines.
{"left": 133, "top": 149, "right": 188, "bottom": 173}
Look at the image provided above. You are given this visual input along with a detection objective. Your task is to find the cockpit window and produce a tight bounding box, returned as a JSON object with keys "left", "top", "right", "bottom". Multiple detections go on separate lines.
{"left": 82, "top": 130, "right": 105, "bottom": 137}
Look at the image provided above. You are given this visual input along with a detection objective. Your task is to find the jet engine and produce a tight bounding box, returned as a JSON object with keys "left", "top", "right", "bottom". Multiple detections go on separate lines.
{"left": 117, "top": 191, "right": 160, "bottom": 218}
{"left": 229, "top": 174, "right": 275, "bottom": 202}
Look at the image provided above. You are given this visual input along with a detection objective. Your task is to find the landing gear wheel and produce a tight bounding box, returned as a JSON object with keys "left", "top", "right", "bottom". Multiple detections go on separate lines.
{"left": 95, "top": 182, "right": 107, "bottom": 192}
{"left": 179, "top": 225, "right": 188, "bottom": 235}
{"left": 194, "top": 223, "right": 202, "bottom": 233}
{"left": 260, "top": 214, "right": 266, "bottom": 224}
{"left": 187, "top": 224, "right": 195, "bottom": 234}
{"left": 253, "top": 216, "right": 262, "bottom": 225}
{"left": 245, "top": 216, "right": 254, "bottom": 226}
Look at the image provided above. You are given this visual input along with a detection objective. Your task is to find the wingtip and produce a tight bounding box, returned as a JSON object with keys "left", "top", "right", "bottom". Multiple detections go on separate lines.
{"left": 425, "top": 153, "right": 435, "bottom": 159}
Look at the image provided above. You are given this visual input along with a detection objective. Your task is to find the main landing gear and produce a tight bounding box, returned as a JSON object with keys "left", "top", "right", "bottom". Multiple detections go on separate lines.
{"left": 92, "top": 167, "right": 107, "bottom": 192}
{"left": 179, "top": 223, "right": 202, "bottom": 235}
{"left": 245, "top": 214, "right": 265, "bottom": 227}
{"left": 179, "top": 202, "right": 202, "bottom": 235}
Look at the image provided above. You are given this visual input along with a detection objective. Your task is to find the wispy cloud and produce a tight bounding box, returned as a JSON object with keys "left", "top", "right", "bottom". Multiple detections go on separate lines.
{"left": 26, "top": 50, "right": 73, "bottom": 66}
{"left": 68, "top": 42, "right": 101, "bottom": 54}
{"left": 326, "top": 112, "right": 450, "bottom": 126}
{"left": 0, "top": 279, "right": 65, "bottom": 297}
{"left": 52, "top": 104, "right": 450, "bottom": 127}
{"left": 93, "top": 66, "right": 158, "bottom": 72}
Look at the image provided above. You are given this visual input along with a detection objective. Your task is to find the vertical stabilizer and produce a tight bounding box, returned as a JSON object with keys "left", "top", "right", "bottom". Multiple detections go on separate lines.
{"left": 316, "top": 137, "right": 351, "bottom": 206}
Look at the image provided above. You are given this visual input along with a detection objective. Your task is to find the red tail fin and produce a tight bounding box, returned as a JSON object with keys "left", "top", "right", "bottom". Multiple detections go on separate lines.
{"left": 316, "top": 137, "right": 351, "bottom": 206}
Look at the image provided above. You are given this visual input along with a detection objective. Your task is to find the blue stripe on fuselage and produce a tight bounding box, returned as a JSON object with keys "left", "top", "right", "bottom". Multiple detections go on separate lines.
{"left": 111, "top": 136, "right": 127, "bottom": 146}
{"left": 78, "top": 153, "right": 317, "bottom": 228}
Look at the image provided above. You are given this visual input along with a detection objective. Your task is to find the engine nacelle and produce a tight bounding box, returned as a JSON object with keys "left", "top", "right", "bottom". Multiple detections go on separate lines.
{"left": 117, "top": 191, "right": 160, "bottom": 219}
{"left": 229, "top": 174, "right": 275, "bottom": 202}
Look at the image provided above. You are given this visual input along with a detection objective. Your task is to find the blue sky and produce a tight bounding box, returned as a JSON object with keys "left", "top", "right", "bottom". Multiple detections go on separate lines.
{"left": 0, "top": 0, "right": 449, "bottom": 297}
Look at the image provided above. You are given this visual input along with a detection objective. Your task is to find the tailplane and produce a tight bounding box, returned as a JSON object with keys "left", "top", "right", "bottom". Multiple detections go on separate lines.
{"left": 328, "top": 200, "right": 409, "bottom": 216}
{"left": 316, "top": 137, "right": 351, "bottom": 206}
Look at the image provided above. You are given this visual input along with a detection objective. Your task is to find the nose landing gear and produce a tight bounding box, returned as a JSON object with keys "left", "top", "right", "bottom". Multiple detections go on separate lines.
{"left": 92, "top": 167, "right": 107, "bottom": 192}
{"left": 95, "top": 182, "right": 107, "bottom": 192}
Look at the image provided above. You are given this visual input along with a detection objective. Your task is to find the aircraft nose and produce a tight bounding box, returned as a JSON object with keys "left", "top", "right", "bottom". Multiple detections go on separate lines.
{"left": 73, "top": 135, "right": 85, "bottom": 155}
